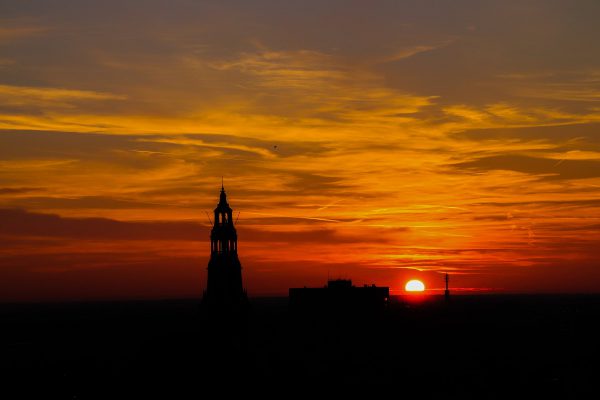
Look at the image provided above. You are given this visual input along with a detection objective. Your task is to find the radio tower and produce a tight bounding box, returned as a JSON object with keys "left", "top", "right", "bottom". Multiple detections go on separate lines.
{"left": 444, "top": 273, "right": 450, "bottom": 302}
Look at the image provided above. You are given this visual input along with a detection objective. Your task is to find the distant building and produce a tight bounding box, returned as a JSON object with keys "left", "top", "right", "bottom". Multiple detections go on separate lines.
{"left": 445, "top": 273, "right": 450, "bottom": 302}
{"left": 203, "top": 184, "right": 248, "bottom": 312}
{"left": 289, "top": 279, "right": 389, "bottom": 312}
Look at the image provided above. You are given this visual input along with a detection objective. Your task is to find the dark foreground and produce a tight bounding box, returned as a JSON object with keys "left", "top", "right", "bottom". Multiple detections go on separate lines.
{"left": 1, "top": 295, "right": 599, "bottom": 398}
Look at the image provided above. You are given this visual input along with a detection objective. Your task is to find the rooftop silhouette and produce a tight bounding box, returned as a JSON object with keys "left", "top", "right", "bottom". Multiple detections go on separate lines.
{"left": 289, "top": 279, "right": 389, "bottom": 313}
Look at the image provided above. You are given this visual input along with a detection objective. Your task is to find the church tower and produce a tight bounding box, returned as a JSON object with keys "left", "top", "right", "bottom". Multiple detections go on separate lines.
{"left": 203, "top": 184, "right": 247, "bottom": 309}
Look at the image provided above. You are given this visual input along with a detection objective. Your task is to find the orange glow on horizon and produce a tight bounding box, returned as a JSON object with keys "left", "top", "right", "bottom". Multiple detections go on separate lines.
{"left": 1, "top": 2, "right": 600, "bottom": 301}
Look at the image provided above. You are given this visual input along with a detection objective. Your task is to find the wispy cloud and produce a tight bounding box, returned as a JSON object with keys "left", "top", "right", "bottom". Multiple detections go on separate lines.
{"left": 0, "top": 25, "right": 47, "bottom": 42}
{"left": 1, "top": 1, "right": 600, "bottom": 298}
{"left": 497, "top": 69, "right": 600, "bottom": 102}
{"left": 376, "top": 39, "right": 456, "bottom": 64}
{"left": 0, "top": 84, "right": 125, "bottom": 107}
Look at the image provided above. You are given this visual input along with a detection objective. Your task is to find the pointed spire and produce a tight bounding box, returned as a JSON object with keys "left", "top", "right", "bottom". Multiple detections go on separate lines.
{"left": 219, "top": 178, "right": 228, "bottom": 205}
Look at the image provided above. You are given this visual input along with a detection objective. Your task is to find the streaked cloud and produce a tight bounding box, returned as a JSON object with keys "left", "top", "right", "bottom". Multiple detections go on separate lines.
{"left": 498, "top": 69, "right": 600, "bottom": 102}
{"left": 0, "top": 25, "right": 46, "bottom": 42}
{"left": 0, "top": 84, "right": 125, "bottom": 103}
{"left": 451, "top": 154, "right": 600, "bottom": 181}
{"left": 1, "top": 0, "right": 600, "bottom": 300}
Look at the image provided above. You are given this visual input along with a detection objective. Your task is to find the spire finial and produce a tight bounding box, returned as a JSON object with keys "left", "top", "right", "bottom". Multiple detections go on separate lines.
{"left": 219, "top": 177, "right": 227, "bottom": 205}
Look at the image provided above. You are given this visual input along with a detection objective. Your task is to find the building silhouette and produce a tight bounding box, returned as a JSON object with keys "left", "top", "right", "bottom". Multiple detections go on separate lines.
{"left": 203, "top": 184, "right": 248, "bottom": 311}
{"left": 445, "top": 273, "right": 450, "bottom": 302}
{"left": 289, "top": 279, "right": 389, "bottom": 313}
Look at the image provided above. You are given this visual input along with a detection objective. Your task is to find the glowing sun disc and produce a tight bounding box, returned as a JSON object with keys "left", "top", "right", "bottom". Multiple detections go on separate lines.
{"left": 405, "top": 279, "right": 425, "bottom": 292}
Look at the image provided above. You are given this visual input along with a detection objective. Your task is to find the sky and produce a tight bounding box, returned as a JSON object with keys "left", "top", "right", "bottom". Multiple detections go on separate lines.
{"left": 1, "top": 0, "right": 600, "bottom": 301}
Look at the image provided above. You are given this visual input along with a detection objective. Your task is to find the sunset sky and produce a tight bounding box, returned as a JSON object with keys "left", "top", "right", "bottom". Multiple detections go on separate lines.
{"left": 2, "top": 1, "right": 600, "bottom": 301}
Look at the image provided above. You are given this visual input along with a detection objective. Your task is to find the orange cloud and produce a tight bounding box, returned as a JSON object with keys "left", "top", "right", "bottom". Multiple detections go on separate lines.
{"left": 1, "top": 2, "right": 600, "bottom": 300}
{"left": 0, "top": 84, "right": 125, "bottom": 102}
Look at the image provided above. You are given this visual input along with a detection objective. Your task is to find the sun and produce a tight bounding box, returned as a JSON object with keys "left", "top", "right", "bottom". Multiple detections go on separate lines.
{"left": 405, "top": 279, "right": 425, "bottom": 292}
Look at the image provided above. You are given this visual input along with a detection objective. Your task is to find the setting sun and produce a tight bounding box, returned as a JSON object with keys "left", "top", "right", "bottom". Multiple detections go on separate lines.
{"left": 405, "top": 280, "right": 425, "bottom": 292}
{"left": 1, "top": 1, "right": 600, "bottom": 303}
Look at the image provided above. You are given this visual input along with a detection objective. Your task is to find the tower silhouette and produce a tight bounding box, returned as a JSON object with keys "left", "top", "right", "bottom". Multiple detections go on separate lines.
{"left": 444, "top": 273, "right": 450, "bottom": 301}
{"left": 203, "top": 184, "right": 247, "bottom": 311}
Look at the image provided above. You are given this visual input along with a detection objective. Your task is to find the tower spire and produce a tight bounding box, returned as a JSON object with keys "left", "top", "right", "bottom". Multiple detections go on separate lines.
{"left": 203, "top": 184, "right": 247, "bottom": 312}
{"left": 444, "top": 273, "right": 450, "bottom": 302}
